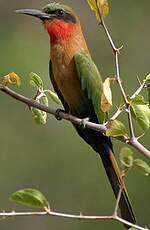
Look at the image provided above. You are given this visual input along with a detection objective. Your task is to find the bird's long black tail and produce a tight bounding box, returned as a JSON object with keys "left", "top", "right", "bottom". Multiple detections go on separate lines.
{"left": 100, "top": 145, "right": 136, "bottom": 227}
{"left": 74, "top": 125, "right": 136, "bottom": 228}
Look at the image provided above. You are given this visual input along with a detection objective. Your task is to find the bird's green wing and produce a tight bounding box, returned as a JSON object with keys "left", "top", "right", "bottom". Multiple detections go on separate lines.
{"left": 74, "top": 51, "right": 105, "bottom": 123}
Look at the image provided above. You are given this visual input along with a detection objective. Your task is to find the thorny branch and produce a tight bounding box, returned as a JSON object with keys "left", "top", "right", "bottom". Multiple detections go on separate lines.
{"left": 0, "top": 3, "right": 149, "bottom": 230}
{"left": 95, "top": 0, "right": 149, "bottom": 156}
{"left": 0, "top": 186, "right": 148, "bottom": 230}
{"left": 98, "top": 8, "right": 136, "bottom": 139}
{"left": 0, "top": 84, "right": 149, "bottom": 158}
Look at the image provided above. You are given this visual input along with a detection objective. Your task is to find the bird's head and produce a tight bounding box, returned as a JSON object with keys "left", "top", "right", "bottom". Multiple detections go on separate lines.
{"left": 16, "top": 2, "right": 79, "bottom": 45}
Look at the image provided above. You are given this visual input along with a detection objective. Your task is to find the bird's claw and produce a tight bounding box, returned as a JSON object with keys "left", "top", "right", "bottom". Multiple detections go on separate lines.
{"left": 79, "top": 117, "right": 89, "bottom": 129}
{"left": 55, "top": 109, "right": 64, "bottom": 120}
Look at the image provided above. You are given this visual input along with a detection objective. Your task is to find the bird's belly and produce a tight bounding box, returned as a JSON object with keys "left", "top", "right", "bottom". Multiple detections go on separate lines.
{"left": 53, "top": 63, "right": 89, "bottom": 115}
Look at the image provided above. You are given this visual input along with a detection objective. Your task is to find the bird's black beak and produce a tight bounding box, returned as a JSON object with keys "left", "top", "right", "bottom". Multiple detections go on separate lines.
{"left": 15, "top": 9, "right": 53, "bottom": 21}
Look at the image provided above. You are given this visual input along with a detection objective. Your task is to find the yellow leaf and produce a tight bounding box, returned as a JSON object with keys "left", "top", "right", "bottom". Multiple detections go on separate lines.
{"left": 87, "top": 0, "right": 109, "bottom": 19}
{"left": 101, "top": 77, "right": 112, "bottom": 112}
{"left": 3, "top": 72, "right": 21, "bottom": 87}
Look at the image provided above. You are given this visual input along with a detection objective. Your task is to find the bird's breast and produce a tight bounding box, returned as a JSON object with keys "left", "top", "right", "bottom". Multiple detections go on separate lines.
{"left": 51, "top": 44, "right": 89, "bottom": 115}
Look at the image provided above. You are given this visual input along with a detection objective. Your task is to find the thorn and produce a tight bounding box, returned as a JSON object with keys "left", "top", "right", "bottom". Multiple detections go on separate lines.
{"left": 36, "top": 92, "right": 45, "bottom": 101}
{"left": 33, "top": 89, "right": 41, "bottom": 100}
{"left": 137, "top": 133, "right": 145, "bottom": 140}
{"left": 115, "top": 45, "right": 123, "bottom": 54}
{"left": 27, "top": 105, "right": 31, "bottom": 110}
{"left": 80, "top": 212, "right": 83, "bottom": 216}
{"left": 79, "top": 117, "right": 89, "bottom": 129}
{"left": 136, "top": 75, "right": 142, "bottom": 86}
{"left": 1, "top": 210, "right": 6, "bottom": 220}
{"left": 114, "top": 105, "right": 119, "bottom": 110}
{"left": 116, "top": 45, "right": 123, "bottom": 54}
{"left": 45, "top": 205, "right": 51, "bottom": 214}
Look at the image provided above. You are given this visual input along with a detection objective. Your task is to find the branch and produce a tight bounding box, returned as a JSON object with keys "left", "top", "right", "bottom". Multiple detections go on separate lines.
{"left": 0, "top": 213, "right": 147, "bottom": 230}
{"left": 131, "top": 79, "right": 146, "bottom": 99}
{"left": 0, "top": 212, "right": 147, "bottom": 230}
{"left": 0, "top": 84, "right": 149, "bottom": 158}
{"left": 99, "top": 16, "right": 135, "bottom": 140}
{"left": 0, "top": 188, "right": 148, "bottom": 230}
{"left": 93, "top": 3, "right": 150, "bottom": 162}
{"left": 113, "top": 185, "right": 123, "bottom": 216}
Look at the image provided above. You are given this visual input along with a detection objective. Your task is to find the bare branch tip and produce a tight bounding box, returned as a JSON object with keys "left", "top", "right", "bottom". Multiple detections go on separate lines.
{"left": 116, "top": 45, "right": 123, "bottom": 54}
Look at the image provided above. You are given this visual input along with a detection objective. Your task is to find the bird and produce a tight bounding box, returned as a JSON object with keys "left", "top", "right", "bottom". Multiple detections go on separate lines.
{"left": 16, "top": 2, "right": 136, "bottom": 227}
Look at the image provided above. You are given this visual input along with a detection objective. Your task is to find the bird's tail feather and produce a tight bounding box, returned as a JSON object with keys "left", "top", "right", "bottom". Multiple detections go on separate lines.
{"left": 100, "top": 146, "right": 136, "bottom": 228}
{"left": 74, "top": 125, "right": 136, "bottom": 228}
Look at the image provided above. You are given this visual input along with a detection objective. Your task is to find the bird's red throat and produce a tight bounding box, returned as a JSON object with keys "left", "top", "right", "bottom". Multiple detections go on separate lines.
{"left": 44, "top": 20, "right": 75, "bottom": 45}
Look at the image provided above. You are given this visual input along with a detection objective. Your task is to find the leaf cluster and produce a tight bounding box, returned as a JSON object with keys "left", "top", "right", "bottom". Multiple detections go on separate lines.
{"left": 29, "top": 72, "right": 61, "bottom": 125}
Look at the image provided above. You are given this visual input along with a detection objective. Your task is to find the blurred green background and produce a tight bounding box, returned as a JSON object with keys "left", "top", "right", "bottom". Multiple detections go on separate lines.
{"left": 0, "top": 0, "right": 150, "bottom": 229}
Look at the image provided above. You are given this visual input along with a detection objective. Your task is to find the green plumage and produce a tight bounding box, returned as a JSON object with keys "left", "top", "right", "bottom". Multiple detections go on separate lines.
{"left": 74, "top": 52, "right": 105, "bottom": 123}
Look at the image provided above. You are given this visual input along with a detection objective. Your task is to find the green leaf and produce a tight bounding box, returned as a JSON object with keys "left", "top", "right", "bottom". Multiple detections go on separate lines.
{"left": 147, "top": 89, "right": 150, "bottom": 107}
{"left": 119, "top": 147, "right": 134, "bottom": 168}
{"left": 133, "top": 159, "right": 150, "bottom": 176}
{"left": 129, "top": 228, "right": 137, "bottom": 230}
{"left": 10, "top": 188, "right": 49, "bottom": 210}
{"left": 144, "top": 74, "right": 150, "bottom": 106}
{"left": 129, "top": 95, "right": 150, "bottom": 130}
{"left": 131, "top": 104, "right": 150, "bottom": 130}
{"left": 45, "top": 89, "right": 61, "bottom": 104}
{"left": 146, "top": 83, "right": 150, "bottom": 106}
{"left": 146, "top": 73, "right": 150, "bottom": 82}
{"left": 130, "top": 95, "right": 148, "bottom": 105}
{"left": 31, "top": 108, "right": 47, "bottom": 125}
{"left": 106, "top": 120, "right": 127, "bottom": 137}
{"left": 30, "top": 72, "right": 43, "bottom": 88}
{"left": 41, "top": 95, "right": 49, "bottom": 107}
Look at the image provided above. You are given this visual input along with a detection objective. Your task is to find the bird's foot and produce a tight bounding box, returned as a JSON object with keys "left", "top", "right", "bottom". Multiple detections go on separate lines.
{"left": 55, "top": 109, "right": 65, "bottom": 120}
{"left": 79, "top": 117, "right": 89, "bottom": 129}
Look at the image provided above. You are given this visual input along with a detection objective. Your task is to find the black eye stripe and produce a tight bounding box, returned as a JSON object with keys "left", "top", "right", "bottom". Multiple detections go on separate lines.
{"left": 56, "top": 9, "right": 64, "bottom": 15}
{"left": 43, "top": 8, "right": 76, "bottom": 23}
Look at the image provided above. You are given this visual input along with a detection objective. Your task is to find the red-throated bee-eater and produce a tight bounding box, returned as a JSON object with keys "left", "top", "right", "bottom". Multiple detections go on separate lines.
{"left": 16, "top": 3, "right": 136, "bottom": 227}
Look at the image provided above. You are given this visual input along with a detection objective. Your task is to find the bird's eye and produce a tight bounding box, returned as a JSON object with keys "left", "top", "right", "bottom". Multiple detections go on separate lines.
{"left": 56, "top": 9, "right": 64, "bottom": 16}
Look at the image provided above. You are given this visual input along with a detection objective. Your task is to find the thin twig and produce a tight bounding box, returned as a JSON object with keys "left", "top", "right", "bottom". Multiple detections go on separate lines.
{"left": 97, "top": 7, "right": 136, "bottom": 140}
{"left": 110, "top": 106, "right": 123, "bottom": 120}
{"left": 113, "top": 185, "right": 124, "bottom": 216}
{"left": 131, "top": 79, "right": 146, "bottom": 99}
